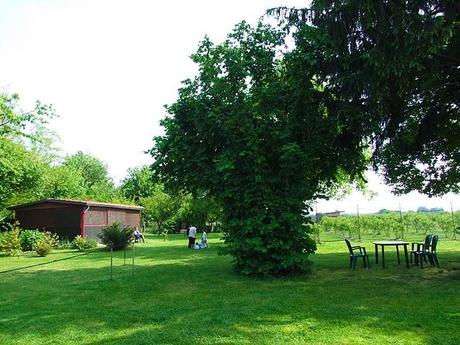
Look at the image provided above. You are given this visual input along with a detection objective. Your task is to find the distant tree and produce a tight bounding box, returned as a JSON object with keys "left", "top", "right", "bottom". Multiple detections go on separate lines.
{"left": 417, "top": 206, "right": 430, "bottom": 213}
{"left": 62, "top": 151, "right": 112, "bottom": 189}
{"left": 0, "top": 91, "right": 57, "bottom": 213}
{"left": 140, "top": 185, "right": 178, "bottom": 235}
{"left": 175, "top": 194, "right": 222, "bottom": 231}
{"left": 42, "top": 165, "right": 87, "bottom": 199}
{"left": 87, "top": 180, "right": 121, "bottom": 203}
{"left": 0, "top": 138, "right": 47, "bottom": 211}
{"left": 120, "top": 165, "right": 158, "bottom": 203}
{"left": 58, "top": 152, "right": 122, "bottom": 202}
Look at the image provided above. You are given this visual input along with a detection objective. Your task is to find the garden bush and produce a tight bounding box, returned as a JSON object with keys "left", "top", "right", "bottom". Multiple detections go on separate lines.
{"left": 97, "top": 223, "right": 133, "bottom": 250}
{"left": 20, "top": 229, "right": 44, "bottom": 251}
{"left": 0, "top": 227, "right": 21, "bottom": 256}
{"left": 34, "top": 239, "right": 53, "bottom": 257}
{"left": 72, "top": 235, "right": 97, "bottom": 251}
{"left": 57, "top": 239, "right": 73, "bottom": 249}
{"left": 33, "top": 231, "right": 59, "bottom": 257}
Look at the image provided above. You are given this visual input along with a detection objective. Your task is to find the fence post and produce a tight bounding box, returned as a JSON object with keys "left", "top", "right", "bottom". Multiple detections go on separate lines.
{"left": 132, "top": 242, "right": 135, "bottom": 277}
{"left": 356, "top": 204, "right": 361, "bottom": 241}
{"left": 399, "top": 202, "right": 405, "bottom": 239}
{"left": 110, "top": 247, "right": 113, "bottom": 281}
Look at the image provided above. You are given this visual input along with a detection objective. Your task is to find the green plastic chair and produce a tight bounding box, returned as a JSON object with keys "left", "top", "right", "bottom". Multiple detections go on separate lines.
{"left": 410, "top": 234, "right": 432, "bottom": 265}
{"left": 345, "top": 238, "right": 369, "bottom": 270}
{"left": 416, "top": 235, "right": 440, "bottom": 268}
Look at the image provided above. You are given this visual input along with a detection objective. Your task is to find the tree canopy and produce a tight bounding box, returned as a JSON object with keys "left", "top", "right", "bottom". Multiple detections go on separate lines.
{"left": 150, "top": 22, "right": 367, "bottom": 275}
{"left": 270, "top": 0, "right": 460, "bottom": 196}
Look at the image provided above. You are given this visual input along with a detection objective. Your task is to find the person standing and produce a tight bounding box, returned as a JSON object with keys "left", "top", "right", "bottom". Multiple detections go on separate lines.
{"left": 201, "top": 230, "right": 208, "bottom": 248}
{"left": 188, "top": 225, "right": 197, "bottom": 248}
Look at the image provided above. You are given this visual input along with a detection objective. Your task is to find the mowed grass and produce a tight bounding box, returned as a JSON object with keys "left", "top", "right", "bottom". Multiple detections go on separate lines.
{"left": 0, "top": 234, "right": 459, "bottom": 345}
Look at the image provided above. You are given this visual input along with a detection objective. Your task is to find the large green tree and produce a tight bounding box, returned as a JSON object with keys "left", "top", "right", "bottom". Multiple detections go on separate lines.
{"left": 270, "top": 0, "right": 460, "bottom": 196}
{"left": 151, "top": 23, "right": 367, "bottom": 275}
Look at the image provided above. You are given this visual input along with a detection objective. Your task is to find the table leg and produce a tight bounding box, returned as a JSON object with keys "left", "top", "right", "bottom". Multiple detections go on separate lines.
{"left": 404, "top": 245, "right": 409, "bottom": 268}
{"left": 382, "top": 245, "right": 385, "bottom": 268}
{"left": 396, "top": 245, "right": 400, "bottom": 265}
{"left": 375, "top": 244, "right": 378, "bottom": 264}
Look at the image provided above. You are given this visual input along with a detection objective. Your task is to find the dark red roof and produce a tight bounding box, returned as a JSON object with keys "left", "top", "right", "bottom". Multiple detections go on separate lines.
{"left": 8, "top": 198, "right": 143, "bottom": 211}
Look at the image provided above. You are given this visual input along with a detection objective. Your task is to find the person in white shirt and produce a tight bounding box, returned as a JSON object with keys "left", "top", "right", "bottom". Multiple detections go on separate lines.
{"left": 188, "top": 225, "right": 197, "bottom": 248}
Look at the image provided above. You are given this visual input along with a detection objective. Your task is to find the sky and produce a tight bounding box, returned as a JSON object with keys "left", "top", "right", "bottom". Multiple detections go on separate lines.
{"left": 1, "top": 0, "right": 459, "bottom": 213}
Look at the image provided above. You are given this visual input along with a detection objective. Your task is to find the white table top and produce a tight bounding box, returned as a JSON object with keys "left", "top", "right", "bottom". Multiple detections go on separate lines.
{"left": 373, "top": 241, "right": 409, "bottom": 245}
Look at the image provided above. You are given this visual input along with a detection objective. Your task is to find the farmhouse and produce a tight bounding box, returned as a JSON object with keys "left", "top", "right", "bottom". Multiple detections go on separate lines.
{"left": 8, "top": 198, "right": 143, "bottom": 240}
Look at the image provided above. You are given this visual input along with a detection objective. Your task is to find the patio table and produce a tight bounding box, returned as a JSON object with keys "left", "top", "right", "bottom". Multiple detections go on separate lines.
{"left": 373, "top": 241, "right": 409, "bottom": 269}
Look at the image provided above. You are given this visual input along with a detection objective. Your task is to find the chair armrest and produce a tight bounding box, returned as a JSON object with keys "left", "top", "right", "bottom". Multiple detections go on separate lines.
{"left": 361, "top": 247, "right": 367, "bottom": 255}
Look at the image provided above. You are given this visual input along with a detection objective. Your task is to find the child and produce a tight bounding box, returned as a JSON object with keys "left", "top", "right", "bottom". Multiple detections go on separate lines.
{"left": 201, "top": 230, "right": 208, "bottom": 248}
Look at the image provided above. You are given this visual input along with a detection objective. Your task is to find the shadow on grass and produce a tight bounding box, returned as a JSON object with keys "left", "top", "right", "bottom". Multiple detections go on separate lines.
{"left": 1, "top": 248, "right": 460, "bottom": 345}
{"left": 0, "top": 249, "right": 106, "bottom": 274}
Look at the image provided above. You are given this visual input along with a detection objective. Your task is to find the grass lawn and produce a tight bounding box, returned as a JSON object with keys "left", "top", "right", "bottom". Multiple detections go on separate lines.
{"left": 0, "top": 233, "right": 459, "bottom": 345}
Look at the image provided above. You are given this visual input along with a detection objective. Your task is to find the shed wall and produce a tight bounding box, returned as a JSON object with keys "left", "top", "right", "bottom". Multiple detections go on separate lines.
{"left": 83, "top": 208, "right": 141, "bottom": 241}
{"left": 15, "top": 205, "right": 82, "bottom": 239}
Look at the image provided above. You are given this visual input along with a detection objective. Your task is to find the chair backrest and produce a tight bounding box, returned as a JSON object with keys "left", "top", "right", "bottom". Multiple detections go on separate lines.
{"left": 430, "top": 235, "right": 438, "bottom": 252}
{"left": 424, "top": 234, "right": 433, "bottom": 246}
{"left": 344, "top": 238, "right": 353, "bottom": 255}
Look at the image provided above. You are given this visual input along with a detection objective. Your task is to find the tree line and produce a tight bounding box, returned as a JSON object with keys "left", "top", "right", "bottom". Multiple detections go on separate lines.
{"left": 0, "top": 92, "right": 221, "bottom": 234}
{"left": 313, "top": 211, "right": 460, "bottom": 243}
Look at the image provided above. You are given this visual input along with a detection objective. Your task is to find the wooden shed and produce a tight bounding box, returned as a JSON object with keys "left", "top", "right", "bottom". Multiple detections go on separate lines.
{"left": 8, "top": 199, "right": 143, "bottom": 241}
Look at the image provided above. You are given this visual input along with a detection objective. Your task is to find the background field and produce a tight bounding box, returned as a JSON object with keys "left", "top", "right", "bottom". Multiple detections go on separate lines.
{"left": 1, "top": 233, "right": 459, "bottom": 345}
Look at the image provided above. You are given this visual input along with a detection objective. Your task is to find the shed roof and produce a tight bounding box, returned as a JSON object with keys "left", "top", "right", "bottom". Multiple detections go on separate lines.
{"left": 8, "top": 198, "right": 143, "bottom": 211}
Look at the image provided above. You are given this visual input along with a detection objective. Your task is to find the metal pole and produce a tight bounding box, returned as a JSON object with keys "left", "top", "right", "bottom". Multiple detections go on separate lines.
{"left": 356, "top": 204, "right": 361, "bottom": 241}
{"left": 132, "top": 242, "right": 135, "bottom": 277}
{"left": 110, "top": 247, "right": 113, "bottom": 281}
{"left": 399, "top": 202, "right": 404, "bottom": 239}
